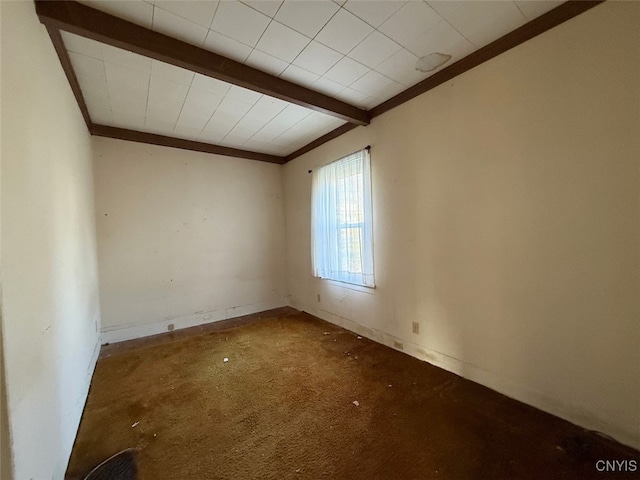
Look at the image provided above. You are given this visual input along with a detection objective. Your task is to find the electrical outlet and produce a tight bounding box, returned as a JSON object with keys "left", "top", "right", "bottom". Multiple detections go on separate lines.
{"left": 317, "top": 293, "right": 321, "bottom": 302}
{"left": 167, "top": 323, "right": 175, "bottom": 331}
{"left": 412, "top": 322, "right": 420, "bottom": 334}
{"left": 393, "top": 341, "right": 404, "bottom": 350}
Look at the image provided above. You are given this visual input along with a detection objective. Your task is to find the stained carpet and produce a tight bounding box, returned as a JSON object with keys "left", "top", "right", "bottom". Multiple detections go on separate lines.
{"left": 66, "top": 309, "right": 639, "bottom": 479}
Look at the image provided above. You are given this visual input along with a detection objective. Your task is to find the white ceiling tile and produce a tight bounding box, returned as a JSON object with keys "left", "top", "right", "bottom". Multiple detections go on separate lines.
{"left": 324, "top": 56, "right": 369, "bottom": 87}
{"left": 69, "top": 52, "right": 109, "bottom": 93}
{"left": 84, "top": 88, "right": 112, "bottom": 120}
{"left": 152, "top": 7, "right": 209, "bottom": 47}
{"left": 256, "top": 109, "right": 309, "bottom": 137}
{"left": 333, "top": 87, "right": 370, "bottom": 107}
{"left": 173, "top": 124, "right": 203, "bottom": 141}
{"left": 348, "top": 30, "right": 402, "bottom": 69}
{"left": 350, "top": 69, "right": 403, "bottom": 99}
{"left": 145, "top": 116, "right": 178, "bottom": 133}
{"left": 332, "top": 0, "right": 347, "bottom": 5}
{"left": 151, "top": 60, "right": 195, "bottom": 85}
{"left": 316, "top": 9, "right": 373, "bottom": 55}
{"left": 78, "top": 0, "right": 154, "bottom": 28}
{"left": 343, "top": 0, "right": 406, "bottom": 28}
{"left": 428, "top": 1, "right": 526, "bottom": 47}
{"left": 147, "top": 77, "right": 189, "bottom": 119}
{"left": 180, "top": 89, "right": 224, "bottom": 122}
{"left": 275, "top": 0, "right": 340, "bottom": 37}
{"left": 256, "top": 21, "right": 310, "bottom": 63}
{"left": 292, "top": 41, "right": 342, "bottom": 76}
{"left": 226, "top": 85, "right": 262, "bottom": 105}
{"left": 88, "top": 106, "right": 113, "bottom": 126}
{"left": 62, "top": 32, "right": 103, "bottom": 60}
{"left": 216, "top": 96, "right": 255, "bottom": 119}
{"left": 191, "top": 74, "right": 232, "bottom": 96}
{"left": 113, "top": 112, "right": 147, "bottom": 131}
{"left": 174, "top": 114, "right": 208, "bottom": 132}
{"left": 375, "top": 48, "right": 426, "bottom": 87}
{"left": 243, "top": 138, "right": 273, "bottom": 151}
{"left": 105, "top": 63, "right": 149, "bottom": 98}
{"left": 110, "top": 94, "right": 147, "bottom": 118}
{"left": 252, "top": 95, "right": 290, "bottom": 114}
{"left": 153, "top": 1, "right": 219, "bottom": 28}
{"left": 281, "top": 103, "right": 314, "bottom": 122}
{"left": 244, "top": 106, "right": 284, "bottom": 127}
{"left": 241, "top": 0, "right": 283, "bottom": 18}
{"left": 203, "top": 30, "right": 253, "bottom": 62}
{"left": 404, "top": 20, "right": 474, "bottom": 60}
{"left": 210, "top": 0, "right": 270, "bottom": 47}
{"left": 232, "top": 117, "right": 268, "bottom": 136}
{"left": 361, "top": 95, "right": 383, "bottom": 109}
{"left": 245, "top": 50, "right": 290, "bottom": 76}
{"left": 199, "top": 127, "right": 228, "bottom": 144}
{"left": 280, "top": 65, "right": 320, "bottom": 87}
{"left": 515, "top": 1, "right": 564, "bottom": 21}
{"left": 148, "top": 76, "right": 190, "bottom": 102}
{"left": 252, "top": 129, "right": 284, "bottom": 143}
{"left": 312, "top": 77, "right": 347, "bottom": 96}
{"left": 221, "top": 133, "right": 253, "bottom": 147}
{"left": 204, "top": 108, "right": 243, "bottom": 130}
{"left": 379, "top": 1, "right": 441, "bottom": 48}
{"left": 101, "top": 44, "right": 152, "bottom": 75}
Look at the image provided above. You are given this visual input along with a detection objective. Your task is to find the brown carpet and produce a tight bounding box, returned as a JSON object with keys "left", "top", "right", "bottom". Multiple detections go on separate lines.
{"left": 67, "top": 310, "right": 639, "bottom": 479}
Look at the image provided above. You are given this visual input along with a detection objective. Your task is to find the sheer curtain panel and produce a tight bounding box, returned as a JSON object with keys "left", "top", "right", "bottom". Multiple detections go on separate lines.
{"left": 311, "top": 148, "right": 374, "bottom": 287}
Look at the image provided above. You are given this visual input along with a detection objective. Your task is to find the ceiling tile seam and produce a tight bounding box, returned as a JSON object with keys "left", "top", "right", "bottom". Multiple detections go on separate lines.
{"left": 250, "top": 24, "right": 313, "bottom": 68}
{"left": 172, "top": 73, "right": 199, "bottom": 137}
{"left": 282, "top": 3, "right": 343, "bottom": 69}
{"left": 218, "top": 94, "right": 267, "bottom": 145}
{"left": 246, "top": 10, "right": 276, "bottom": 65}
{"left": 347, "top": 29, "right": 403, "bottom": 71}
{"left": 240, "top": 104, "right": 293, "bottom": 148}
{"left": 246, "top": 107, "right": 313, "bottom": 148}
{"left": 237, "top": 0, "right": 275, "bottom": 19}
{"left": 98, "top": 46, "right": 115, "bottom": 125}
{"left": 513, "top": 1, "right": 528, "bottom": 21}
{"left": 150, "top": 3, "right": 214, "bottom": 32}
{"left": 143, "top": 4, "right": 156, "bottom": 129}
{"left": 267, "top": 110, "right": 317, "bottom": 148}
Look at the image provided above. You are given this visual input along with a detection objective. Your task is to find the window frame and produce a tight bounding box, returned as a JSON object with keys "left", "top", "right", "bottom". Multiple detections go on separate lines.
{"left": 310, "top": 147, "right": 375, "bottom": 288}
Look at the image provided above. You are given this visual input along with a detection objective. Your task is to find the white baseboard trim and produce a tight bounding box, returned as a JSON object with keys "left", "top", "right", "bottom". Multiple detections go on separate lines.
{"left": 101, "top": 298, "right": 288, "bottom": 345}
{"left": 303, "top": 304, "right": 640, "bottom": 451}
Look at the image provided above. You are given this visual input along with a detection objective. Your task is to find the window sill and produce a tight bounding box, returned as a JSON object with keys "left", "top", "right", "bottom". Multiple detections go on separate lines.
{"left": 317, "top": 277, "right": 376, "bottom": 293}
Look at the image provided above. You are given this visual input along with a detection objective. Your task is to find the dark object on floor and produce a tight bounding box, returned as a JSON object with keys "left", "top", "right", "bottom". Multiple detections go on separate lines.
{"left": 84, "top": 449, "right": 137, "bottom": 480}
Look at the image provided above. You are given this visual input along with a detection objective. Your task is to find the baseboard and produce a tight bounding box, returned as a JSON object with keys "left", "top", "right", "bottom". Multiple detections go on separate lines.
{"left": 101, "top": 298, "right": 288, "bottom": 344}
{"left": 303, "top": 305, "right": 640, "bottom": 451}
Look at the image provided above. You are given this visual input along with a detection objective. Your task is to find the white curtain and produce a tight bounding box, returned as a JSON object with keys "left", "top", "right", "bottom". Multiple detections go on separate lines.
{"left": 311, "top": 148, "right": 374, "bottom": 287}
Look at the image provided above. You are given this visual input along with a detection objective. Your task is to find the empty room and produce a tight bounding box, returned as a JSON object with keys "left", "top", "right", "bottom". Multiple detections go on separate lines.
{"left": 1, "top": 0, "right": 639, "bottom": 478}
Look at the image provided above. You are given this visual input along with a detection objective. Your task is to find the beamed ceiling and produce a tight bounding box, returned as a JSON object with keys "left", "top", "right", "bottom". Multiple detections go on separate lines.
{"left": 36, "top": 0, "right": 603, "bottom": 164}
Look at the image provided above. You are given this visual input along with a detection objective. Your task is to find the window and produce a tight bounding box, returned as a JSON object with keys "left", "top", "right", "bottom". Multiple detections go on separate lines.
{"left": 311, "top": 148, "right": 374, "bottom": 287}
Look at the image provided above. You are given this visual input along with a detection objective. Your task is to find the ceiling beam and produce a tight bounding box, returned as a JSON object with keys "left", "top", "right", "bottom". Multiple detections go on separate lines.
{"left": 34, "top": 0, "right": 370, "bottom": 126}
{"left": 91, "top": 125, "right": 286, "bottom": 164}
{"left": 43, "top": 24, "right": 92, "bottom": 129}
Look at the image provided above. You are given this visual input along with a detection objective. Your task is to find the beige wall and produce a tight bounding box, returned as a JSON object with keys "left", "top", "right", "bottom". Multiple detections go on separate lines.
{"left": 93, "top": 138, "right": 286, "bottom": 342}
{"left": 284, "top": 1, "right": 640, "bottom": 449}
{"left": 1, "top": 2, "right": 102, "bottom": 479}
